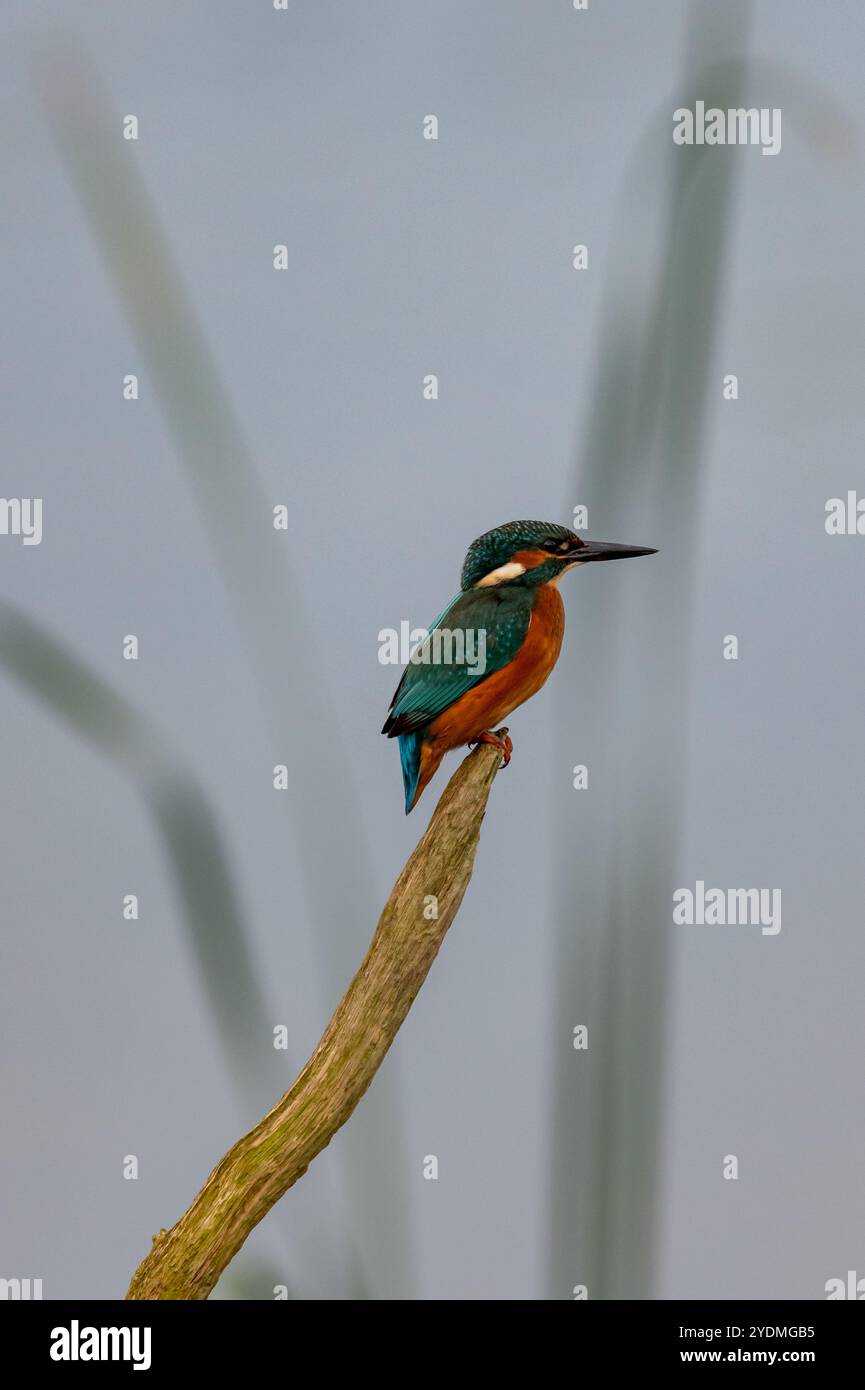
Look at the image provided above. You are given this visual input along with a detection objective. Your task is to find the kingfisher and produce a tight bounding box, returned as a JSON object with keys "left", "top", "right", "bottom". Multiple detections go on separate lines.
{"left": 382, "top": 519, "right": 657, "bottom": 813}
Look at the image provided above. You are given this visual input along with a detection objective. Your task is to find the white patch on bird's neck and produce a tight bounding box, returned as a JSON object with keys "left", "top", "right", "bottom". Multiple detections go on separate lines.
{"left": 474, "top": 561, "right": 527, "bottom": 587}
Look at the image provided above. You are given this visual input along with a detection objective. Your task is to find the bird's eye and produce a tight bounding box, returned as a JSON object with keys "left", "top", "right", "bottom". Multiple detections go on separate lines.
{"left": 542, "top": 538, "right": 561, "bottom": 552}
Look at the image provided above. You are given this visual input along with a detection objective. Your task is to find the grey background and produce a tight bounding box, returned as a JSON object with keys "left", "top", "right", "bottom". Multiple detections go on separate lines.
{"left": 1, "top": 0, "right": 863, "bottom": 1299}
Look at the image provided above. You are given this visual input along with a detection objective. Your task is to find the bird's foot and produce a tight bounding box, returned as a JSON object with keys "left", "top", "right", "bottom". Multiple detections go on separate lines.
{"left": 469, "top": 728, "right": 513, "bottom": 769}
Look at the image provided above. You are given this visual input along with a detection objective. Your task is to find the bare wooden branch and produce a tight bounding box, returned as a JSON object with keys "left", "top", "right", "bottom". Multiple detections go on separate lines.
{"left": 126, "top": 732, "right": 508, "bottom": 1299}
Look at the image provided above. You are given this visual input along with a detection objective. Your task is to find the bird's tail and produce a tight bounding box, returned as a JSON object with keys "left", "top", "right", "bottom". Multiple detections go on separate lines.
{"left": 398, "top": 731, "right": 423, "bottom": 815}
{"left": 398, "top": 732, "right": 446, "bottom": 814}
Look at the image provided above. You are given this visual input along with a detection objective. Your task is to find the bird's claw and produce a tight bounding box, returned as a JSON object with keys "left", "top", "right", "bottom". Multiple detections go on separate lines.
{"left": 469, "top": 729, "right": 513, "bottom": 769}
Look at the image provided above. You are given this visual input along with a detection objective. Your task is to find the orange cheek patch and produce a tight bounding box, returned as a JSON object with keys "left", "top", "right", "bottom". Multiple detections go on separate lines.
{"left": 511, "top": 548, "right": 552, "bottom": 570}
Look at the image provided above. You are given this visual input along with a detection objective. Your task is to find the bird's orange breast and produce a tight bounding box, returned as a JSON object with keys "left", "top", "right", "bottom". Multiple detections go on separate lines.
{"left": 425, "top": 581, "right": 565, "bottom": 753}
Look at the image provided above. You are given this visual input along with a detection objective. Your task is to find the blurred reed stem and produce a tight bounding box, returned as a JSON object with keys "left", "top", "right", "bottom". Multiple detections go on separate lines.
{"left": 549, "top": 0, "right": 750, "bottom": 1299}
{"left": 35, "top": 51, "right": 413, "bottom": 1296}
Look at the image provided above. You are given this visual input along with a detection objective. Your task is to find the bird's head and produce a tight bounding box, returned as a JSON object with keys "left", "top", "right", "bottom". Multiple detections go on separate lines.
{"left": 460, "top": 520, "right": 657, "bottom": 591}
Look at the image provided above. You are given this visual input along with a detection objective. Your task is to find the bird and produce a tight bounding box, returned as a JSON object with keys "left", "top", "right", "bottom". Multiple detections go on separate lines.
{"left": 382, "top": 519, "right": 657, "bottom": 813}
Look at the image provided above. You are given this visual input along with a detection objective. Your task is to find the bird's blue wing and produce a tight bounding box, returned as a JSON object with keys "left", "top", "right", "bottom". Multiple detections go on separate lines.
{"left": 382, "top": 585, "right": 533, "bottom": 737}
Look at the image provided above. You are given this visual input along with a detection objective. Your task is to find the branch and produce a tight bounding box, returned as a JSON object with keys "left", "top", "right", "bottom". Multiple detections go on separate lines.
{"left": 126, "top": 732, "right": 508, "bottom": 1299}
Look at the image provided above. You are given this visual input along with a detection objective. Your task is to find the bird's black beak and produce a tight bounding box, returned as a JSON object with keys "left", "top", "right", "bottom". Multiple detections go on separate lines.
{"left": 570, "top": 540, "right": 658, "bottom": 563}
